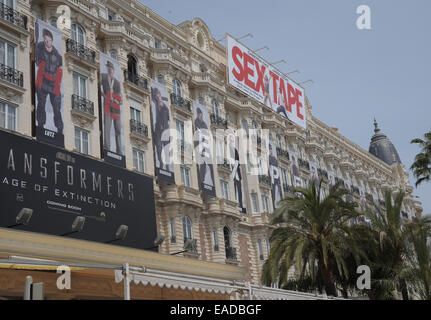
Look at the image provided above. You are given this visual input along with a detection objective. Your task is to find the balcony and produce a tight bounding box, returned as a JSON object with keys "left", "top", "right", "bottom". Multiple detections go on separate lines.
{"left": 317, "top": 168, "right": 328, "bottom": 180}
{"left": 170, "top": 93, "right": 191, "bottom": 115}
{"left": 0, "top": 4, "right": 27, "bottom": 31}
{"left": 65, "top": 38, "right": 96, "bottom": 65}
{"left": 210, "top": 114, "right": 228, "bottom": 129}
{"left": 298, "top": 158, "right": 310, "bottom": 171}
{"left": 130, "top": 119, "right": 148, "bottom": 138}
{"left": 225, "top": 247, "right": 238, "bottom": 263}
{"left": 71, "top": 94, "right": 95, "bottom": 123}
{"left": 258, "top": 175, "right": 271, "bottom": 187}
{"left": 276, "top": 147, "right": 289, "bottom": 160}
{"left": 123, "top": 70, "right": 149, "bottom": 93}
{"left": 217, "top": 158, "right": 231, "bottom": 171}
{"left": 0, "top": 63, "right": 23, "bottom": 88}
{"left": 183, "top": 238, "right": 199, "bottom": 258}
{"left": 283, "top": 183, "right": 295, "bottom": 195}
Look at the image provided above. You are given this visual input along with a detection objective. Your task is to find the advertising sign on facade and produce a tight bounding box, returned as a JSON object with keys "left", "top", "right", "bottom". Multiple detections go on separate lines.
{"left": 100, "top": 52, "right": 126, "bottom": 167}
{"left": 193, "top": 101, "right": 216, "bottom": 197}
{"left": 229, "top": 134, "right": 247, "bottom": 213}
{"left": 150, "top": 80, "right": 175, "bottom": 183}
{"left": 0, "top": 130, "right": 157, "bottom": 251}
{"left": 269, "top": 141, "right": 282, "bottom": 208}
{"left": 227, "top": 35, "right": 306, "bottom": 129}
{"left": 34, "top": 19, "right": 64, "bottom": 147}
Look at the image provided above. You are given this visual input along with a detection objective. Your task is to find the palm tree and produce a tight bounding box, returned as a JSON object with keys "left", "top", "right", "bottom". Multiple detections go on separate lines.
{"left": 362, "top": 190, "right": 410, "bottom": 299}
{"left": 404, "top": 216, "right": 431, "bottom": 300}
{"left": 411, "top": 130, "right": 431, "bottom": 187}
{"left": 262, "top": 180, "right": 362, "bottom": 297}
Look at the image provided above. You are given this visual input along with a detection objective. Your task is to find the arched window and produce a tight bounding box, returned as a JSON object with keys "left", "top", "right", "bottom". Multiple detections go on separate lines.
{"left": 172, "top": 78, "right": 181, "bottom": 97}
{"left": 127, "top": 54, "right": 138, "bottom": 77}
{"left": 223, "top": 226, "right": 232, "bottom": 259}
{"left": 109, "top": 49, "right": 117, "bottom": 60}
{"left": 71, "top": 23, "right": 85, "bottom": 45}
{"left": 211, "top": 99, "right": 219, "bottom": 118}
{"left": 182, "top": 215, "right": 193, "bottom": 241}
{"left": 276, "top": 134, "right": 282, "bottom": 148}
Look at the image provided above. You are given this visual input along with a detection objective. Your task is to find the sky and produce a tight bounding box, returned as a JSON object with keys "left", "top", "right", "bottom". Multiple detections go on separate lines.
{"left": 141, "top": 0, "right": 431, "bottom": 214}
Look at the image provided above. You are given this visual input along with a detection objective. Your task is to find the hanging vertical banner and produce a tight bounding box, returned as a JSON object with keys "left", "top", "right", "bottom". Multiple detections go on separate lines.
{"left": 229, "top": 134, "right": 247, "bottom": 213}
{"left": 344, "top": 179, "right": 353, "bottom": 202}
{"left": 193, "top": 101, "right": 215, "bottom": 197}
{"left": 34, "top": 19, "right": 64, "bottom": 147}
{"left": 359, "top": 187, "right": 366, "bottom": 208}
{"left": 309, "top": 161, "right": 319, "bottom": 188}
{"left": 150, "top": 80, "right": 175, "bottom": 183}
{"left": 328, "top": 171, "right": 336, "bottom": 188}
{"left": 289, "top": 149, "right": 300, "bottom": 181}
{"left": 100, "top": 52, "right": 126, "bottom": 167}
{"left": 269, "top": 141, "right": 283, "bottom": 208}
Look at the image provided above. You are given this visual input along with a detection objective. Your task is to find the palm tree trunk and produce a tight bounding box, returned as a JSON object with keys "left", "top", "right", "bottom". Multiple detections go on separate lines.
{"left": 318, "top": 259, "right": 337, "bottom": 297}
{"left": 400, "top": 279, "right": 409, "bottom": 300}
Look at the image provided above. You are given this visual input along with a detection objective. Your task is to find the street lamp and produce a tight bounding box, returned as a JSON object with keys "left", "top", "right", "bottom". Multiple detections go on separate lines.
{"left": 217, "top": 33, "right": 253, "bottom": 42}
{"left": 61, "top": 216, "right": 86, "bottom": 236}
{"left": 253, "top": 46, "right": 269, "bottom": 53}
{"left": 7, "top": 208, "right": 33, "bottom": 228}
{"left": 170, "top": 238, "right": 196, "bottom": 255}
{"left": 299, "top": 79, "right": 314, "bottom": 85}
{"left": 270, "top": 59, "right": 287, "bottom": 65}
{"left": 284, "top": 69, "right": 300, "bottom": 75}
{"left": 106, "top": 225, "right": 129, "bottom": 244}
{"left": 144, "top": 235, "right": 166, "bottom": 250}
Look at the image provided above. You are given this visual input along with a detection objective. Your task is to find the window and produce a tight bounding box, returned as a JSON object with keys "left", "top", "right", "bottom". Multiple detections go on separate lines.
{"left": 73, "top": 73, "right": 87, "bottom": 99}
{"left": 176, "top": 120, "right": 185, "bottom": 151}
{"left": 180, "top": 166, "right": 191, "bottom": 187}
{"left": 74, "top": 127, "right": 89, "bottom": 154}
{"left": 127, "top": 54, "right": 137, "bottom": 76}
{"left": 211, "top": 99, "right": 219, "bottom": 118}
{"left": 157, "top": 75, "right": 164, "bottom": 84}
{"left": 266, "top": 236, "right": 271, "bottom": 253}
{"left": 1, "top": 0, "right": 14, "bottom": 9}
{"left": 276, "top": 134, "right": 282, "bottom": 149}
{"left": 212, "top": 228, "right": 219, "bottom": 251}
{"left": 172, "top": 78, "right": 181, "bottom": 97}
{"left": 132, "top": 149, "right": 145, "bottom": 173}
{"left": 129, "top": 99, "right": 142, "bottom": 123}
{"left": 215, "top": 136, "right": 225, "bottom": 163}
{"left": 169, "top": 217, "right": 176, "bottom": 243}
{"left": 257, "top": 239, "right": 264, "bottom": 260}
{"left": 281, "top": 168, "right": 289, "bottom": 186}
{"left": 251, "top": 193, "right": 259, "bottom": 213}
{"left": 261, "top": 195, "right": 269, "bottom": 213}
{"left": 107, "top": 10, "right": 114, "bottom": 21}
{"left": 182, "top": 215, "right": 193, "bottom": 241}
{"left": 154, "top": 38, "right": 161, "bottom": 49}
{"left": 0, "top": 39, "right": 15, "bottom": 68}
{"left": 71, "top": 23, "right": 85, "bottom": 45}
{"left": 241, "top": 119, "right": 248, "bottom": 134}
{"left": 0, "top": 101, "right": 16, "bottom": 131}
{"left": 223, "top": 226, "right": 232, "bottom": 250}
{"left": 220, "top": 180, "right": 229, "bottom": 200}
{"left": 109, "top": 50, "right": 117, "bottom": 60}
{"left": 198, "top": 96, "right": 205, "bottom": 105}
{"left": 49, "top": 17, "right": 57, "bottom": 28}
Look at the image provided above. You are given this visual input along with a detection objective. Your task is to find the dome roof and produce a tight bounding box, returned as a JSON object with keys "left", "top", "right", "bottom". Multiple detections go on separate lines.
{"left": 369, "top": 119, "right": 401, "bottom": 165}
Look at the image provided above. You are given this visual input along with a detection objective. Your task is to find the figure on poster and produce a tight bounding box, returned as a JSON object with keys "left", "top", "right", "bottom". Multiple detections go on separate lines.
{"left": 269, "top": 143, "right": 283, "bottom": 207}
{"left": 35, "top": 27, "right": 63, "bottom": 134}
{"left": 101, "top": 60, "right": 123, "bottom": 154}
{"left": 230, "top": 135, "right": 245, "bottom": 212}
{"left": 276, "top": 86, "right": 289, "bottom": 118}
{"left": 195, "top": 107, "right": 214, "bottom": 188}
{"left": 263, "top": 74, "right": 273, "bottom": 109}
{"left": 152, "top": 86, "right": 170, "bottom": 170}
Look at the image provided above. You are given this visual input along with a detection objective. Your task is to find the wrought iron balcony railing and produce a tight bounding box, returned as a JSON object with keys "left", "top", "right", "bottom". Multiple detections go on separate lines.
{"left": 258, "top": 175, "right": 271, "bottom": 186}
{"left": 71, "top": 94, "right": 94, "bottom": 116}
{"left": 66, "top": 38, "right": 96, "bottom": 64}
{"left": 210, "top": 114, "right": 228, "bottom": 129}
{"left": 124, "top": 70, "right": 148, "bottom": 90}
{"left": 298, "top": 158, "right": 310, "bottom": 170}
{"left": 217, "top": 159, "right": 231, "bottom": 171}
{"left": 283, "top": 183, "right": 295, "bottom": 194}
{"left": 0, "top": 63, "right": 23, "bottom": 87}
{"left": 130, "top": 119, "right": 148, "bottom": 137}
{"left": 0, "top": 4, "right": 27, "bottom": 30}
{"left": 170, "top": 93, "right": 191, "bottom": 112}
{"left": 276, "top": 147, "right": 289, "bottom": 160}
{"left": 183, "top": 238, "right": 198, "bottom": 254}
{"left": 225, "top": 247, "right": 237, "bottom": 261}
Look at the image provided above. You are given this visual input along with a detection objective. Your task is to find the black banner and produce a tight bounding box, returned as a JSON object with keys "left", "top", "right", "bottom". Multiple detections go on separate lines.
{"left": 0, "top": 130, "right": 157, "bottom": 251}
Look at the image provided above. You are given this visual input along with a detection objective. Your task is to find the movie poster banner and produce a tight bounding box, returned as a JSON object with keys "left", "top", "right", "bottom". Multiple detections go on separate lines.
{"left": 344, "top": 179, "right": 353, "bottom": 202}
{"left": 34, "top": 19, "right": 64, "bottom": 147}
{"left": 150, "top": 80, "right": 175, "bottom": 183}
{"left": 328, "top": 171, "right": 336, "bottom": 188}
{"left": 309, "top": 161, "right": 319, "bottom": 188}
{"left": 100, "top": 52, "right": 126, "bottom": 167}
{"left": 227, "top": 35, "right": 306, "bottom": 129}
{"left": 193, "top": 101, "right": 215, "bottom": 197}
{"left": 229, "top": 134, "right": 247, "bottom": 213}
{"left": 289, "top": 149, "right": 300, "bottom": 181}
{"left": 269, "top": 141, "right": 282, "bottom": 208}
{"left": 0, "top": 129, "right": 157, "bottom": 251}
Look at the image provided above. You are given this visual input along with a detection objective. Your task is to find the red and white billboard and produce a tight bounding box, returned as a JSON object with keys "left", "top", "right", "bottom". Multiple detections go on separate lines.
{"left": 227, "top": 35, "right": 306, "bottom": 129}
